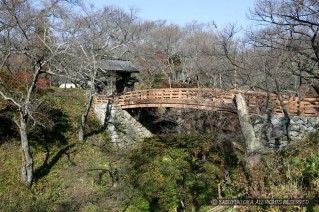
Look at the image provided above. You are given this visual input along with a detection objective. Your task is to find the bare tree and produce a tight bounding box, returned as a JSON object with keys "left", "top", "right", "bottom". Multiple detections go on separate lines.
{"left": 62, "top": 4, "right": 141, "bottom": 142}
{"left": 249, "top": 0, "right": 319, "bottom": 90}
{"left": 129, "top": 20, "right": 227, "bottom": 89}
{"left": 0, "top": 0, "right": 75, "bottom": 186}
{"left": 127, "top": 21, "right": 186, "bottom": 87}
{"left": 181, "top": 21, "right": 223, "bottom": 88}
{"left": 217, "top": 24, "right": 298, "bottom": 162}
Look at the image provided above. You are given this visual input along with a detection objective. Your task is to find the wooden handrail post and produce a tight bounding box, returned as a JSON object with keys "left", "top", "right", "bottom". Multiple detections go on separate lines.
{"left": 300, "top": 101, "right": 304, "bottom": 116}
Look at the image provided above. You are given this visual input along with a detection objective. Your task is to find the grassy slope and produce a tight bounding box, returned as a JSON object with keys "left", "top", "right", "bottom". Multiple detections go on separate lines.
{"left": 0, "top": 88, "right": 111, "bottom": 211}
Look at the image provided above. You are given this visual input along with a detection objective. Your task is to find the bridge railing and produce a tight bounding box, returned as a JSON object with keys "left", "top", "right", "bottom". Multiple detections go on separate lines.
{"left": 272, "top": 97, "right": 319, "bottom": 116}
{"left": 95, "top": 88, "right": 319, "bottom": 116}
{"left": 114, "top": 88, "right": 267, "bottom": 101}
{"left": 115, "top": 88, "right": 226, "bottom": 100}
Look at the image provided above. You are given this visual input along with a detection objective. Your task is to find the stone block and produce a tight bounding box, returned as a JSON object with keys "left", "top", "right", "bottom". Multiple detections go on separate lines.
{"left": 300, "top": 125, "right": 308, "bottom": 132}
{"left": 268, "top": 144, "right": 275, "bottom": 149}
{"left": 306, "top": 123, "right": 312, "bottom": 128}
{"left": 307, "top": 127, "right": 315, "bottom": 132}
{"left": 300, "top": 117, "right": 308, "bottom": 123}
{"left": 292, "top": 136, "right": 302, "bottom": 141}
{"left": 290, "top": 125, "right": 300, "bottom": 131}
{"left": 292, "top": 116, "right": 300, "bottom": 122}
{"left": 254, "top": 124, "right": 263, "bottom": 132}
{"left": 271, "top": 126, "right": 283, "bottom": 137}
{"left": 308, "top": 117, "right": 317, "bottom": 123}
{"left": 295, "top": 120, "right": 304, "bottom": 125}
{"left": 290, "top": 131, "right": 300, "bottom": 137}
{"left": 271, "top": 118, "right": 282, "bottom": 126}
{"left": 311, "top": 121, "right": 319, "bottom": 127}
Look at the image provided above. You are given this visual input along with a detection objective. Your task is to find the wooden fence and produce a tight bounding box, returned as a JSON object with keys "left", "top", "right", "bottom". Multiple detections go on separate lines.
{"left": 94, "top": 88, "right": 319, "bottom": 116}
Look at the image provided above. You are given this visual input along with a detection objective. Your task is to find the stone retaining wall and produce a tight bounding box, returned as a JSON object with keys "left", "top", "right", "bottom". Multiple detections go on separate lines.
{"left": 254, "top": 115, "right": 319, "bottom": 149}
{"left": 94, "top": 102, "right": 318, "bottom": 150}
{"left": 93, "top": 104, "right": 153, "bottom": 146}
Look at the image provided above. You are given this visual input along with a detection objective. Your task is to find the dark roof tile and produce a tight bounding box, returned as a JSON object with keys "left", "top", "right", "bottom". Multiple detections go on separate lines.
{"left": 100, "top": 59, "right": 138, "bottom": 73}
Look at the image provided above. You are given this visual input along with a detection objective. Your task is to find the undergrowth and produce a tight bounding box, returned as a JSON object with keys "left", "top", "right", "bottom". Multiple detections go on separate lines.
{"left": 0, "top": 88, "right": 318, "bottom": 211}
{"left": 0, "top": 88, "right": 111, "bottom": 211}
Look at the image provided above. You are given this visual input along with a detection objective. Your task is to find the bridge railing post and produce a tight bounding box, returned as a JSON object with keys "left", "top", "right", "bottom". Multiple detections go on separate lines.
{"left": 300, "top": 101, "right": 305, "bottom": 116}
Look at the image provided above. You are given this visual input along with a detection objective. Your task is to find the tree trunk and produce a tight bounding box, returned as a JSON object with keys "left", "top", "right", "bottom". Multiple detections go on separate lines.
{"left": 235, "top": 93, "right": 263, "bottom": 167}
{"left": 276, "top": 93, "right": 291, "bottom": 143}
{"left": 19, "top": 112, "right": 33, "bottom": 186}
{"left": 79, "top": 90, "right": 94, "bottom": 142}
{"left": 274, "top": 80, "right": 291, "bottom": 143}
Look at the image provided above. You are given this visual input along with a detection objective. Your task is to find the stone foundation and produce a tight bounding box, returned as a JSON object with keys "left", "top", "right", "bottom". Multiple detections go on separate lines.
{"left": 94, "top": 102, "right": 318, "bottom": 150}
{"left": 94, "top": 104, "right": 153, "bottom": 146}
{"left": 254, "top": 114, "right": 319, "bottom": 150}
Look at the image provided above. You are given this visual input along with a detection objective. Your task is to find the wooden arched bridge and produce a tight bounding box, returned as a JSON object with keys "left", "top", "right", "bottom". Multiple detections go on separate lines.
{"left": 95, "top": 88, "right": 319, "bottom": 116}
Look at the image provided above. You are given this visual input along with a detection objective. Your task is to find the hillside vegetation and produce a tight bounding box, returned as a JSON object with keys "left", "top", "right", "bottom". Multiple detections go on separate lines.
{"left": 0, "top": 88, "right": 111, "bottom": 211}
{"left": 0, "top": 88, "right": 319, "bottom": 211}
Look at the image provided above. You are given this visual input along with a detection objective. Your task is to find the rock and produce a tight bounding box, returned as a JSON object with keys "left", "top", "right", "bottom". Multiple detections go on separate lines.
{"left": 310, "top": 119, "right": 319, "bottom": 127}
{"left": 111, "top": 134, "right": 119, "bottom": 140}
{"left": 255, "top": 117, "right": 265, "bottom": 125}
{"left": 300, "top": 125, "right": 308, "bottom": 132}
{"left": 293, "top": 136, "right": 303, "bottom": 141}
{"left": 295, "top": 120, "right": 304, "bottom": 125}
{"left": 307, "top": 126, "right": 315, "bottom": 132}
{"left": 300, "top": 116, "right": 308, "bottom": 123}
{"left": 290, "top": 131, "right": 300, "bottom": 137}
{"left": 254, "top": 124, "right": 263, "bottom": 133}
{"left": 271, "top": 117, "right": 285, "bottom": 126}
{"left": 308, "top": 117, "right": 317, "bottom": 123}
{"left": 292, "top": 116, "right": 300, "bottom": 122}
{"left": 268, "top": 143, "right": 275, "bottom": 148}
{"left": 306, "top": 123, "right": 312, "bottom": 128}
{"left": 312, "top": 122, "right": 319, "bottom": 127}
{"left": 290, "top": 125, "right": 300, "bottom": 131}
{"left": 271, "top": 126, "right": 283, "bottom": 137}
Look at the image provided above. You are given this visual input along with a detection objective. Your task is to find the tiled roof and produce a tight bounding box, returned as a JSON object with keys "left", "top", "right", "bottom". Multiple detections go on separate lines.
{"left": 100, "top": 59, "right": 138, "bottom": 73}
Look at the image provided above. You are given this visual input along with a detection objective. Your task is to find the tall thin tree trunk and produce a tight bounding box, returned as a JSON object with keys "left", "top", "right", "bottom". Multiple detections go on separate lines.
{"left": 19, "top": 112, "right": 33, "bottom": 186}
{"left": 297, "top": 75, "right": 302, "bottom": 116}
{"left": 274, "top": 79, "right": 291, "bottom": 143}
{"left": 235, "top": 93, "right": 263, "bottom": 167}
{"left": 79, "top": 60, "right": 97, "bottom": 142}
{"left": 79, "top": 90, "right": 94, "bottom": 142}
{"left": 275, "top": 93, "right": 291, "bottom": 143}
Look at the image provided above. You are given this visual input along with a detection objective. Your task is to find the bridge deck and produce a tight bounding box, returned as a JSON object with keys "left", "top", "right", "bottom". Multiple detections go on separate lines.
{"left": 95, "top": 88, "right": 319, "bottom": 116}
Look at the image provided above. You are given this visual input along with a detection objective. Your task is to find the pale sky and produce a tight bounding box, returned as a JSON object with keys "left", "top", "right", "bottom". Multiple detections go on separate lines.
{"left": 84, "top": 0, "right": 257, "bottom": 28}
